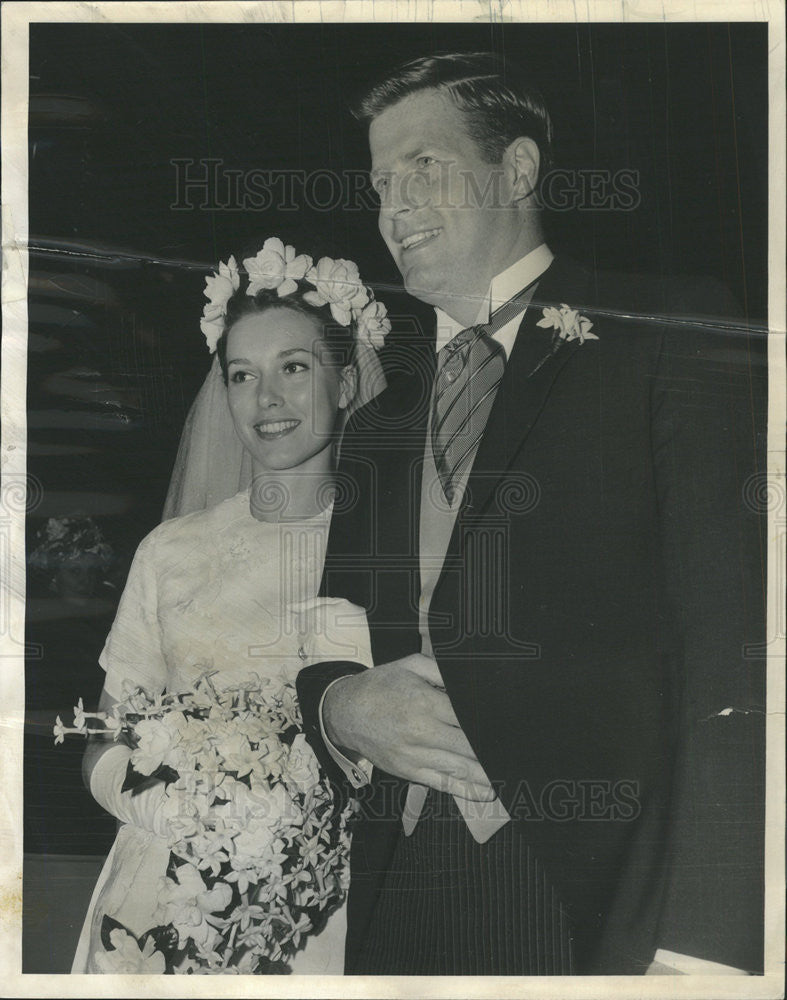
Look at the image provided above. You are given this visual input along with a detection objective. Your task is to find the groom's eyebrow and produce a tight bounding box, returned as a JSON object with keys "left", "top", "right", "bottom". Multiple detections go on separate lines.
{"left": 370, "top": 149, "right": 424, "bottom": 179}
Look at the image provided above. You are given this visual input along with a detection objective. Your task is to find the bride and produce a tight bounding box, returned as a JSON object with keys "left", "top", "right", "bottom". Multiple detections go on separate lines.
{"left": 72, "top": 239, "right": 388, "bottom": 974}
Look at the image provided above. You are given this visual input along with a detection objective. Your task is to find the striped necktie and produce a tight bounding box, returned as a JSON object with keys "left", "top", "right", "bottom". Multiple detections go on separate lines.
{"left": 431, "top": 280, "right": 538, "bottom": 503}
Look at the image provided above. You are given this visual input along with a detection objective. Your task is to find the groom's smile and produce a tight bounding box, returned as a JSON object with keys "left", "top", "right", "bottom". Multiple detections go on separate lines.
{"left": 399, "top": 227, "right": 443, "bottom": 251}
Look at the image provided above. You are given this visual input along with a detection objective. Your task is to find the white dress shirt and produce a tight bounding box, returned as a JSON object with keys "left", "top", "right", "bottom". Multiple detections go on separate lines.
{"left": 433, "top": 242, "right": 554, "bottom": 359}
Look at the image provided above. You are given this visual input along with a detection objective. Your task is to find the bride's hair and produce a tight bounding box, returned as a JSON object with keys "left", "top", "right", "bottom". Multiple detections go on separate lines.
{"left": 215, "top": 281, "right": 356, "bottom": 385}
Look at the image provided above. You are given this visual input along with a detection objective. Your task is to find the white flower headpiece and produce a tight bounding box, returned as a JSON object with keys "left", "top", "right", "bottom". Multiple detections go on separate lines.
{"left": 200, "top": 237, "right": 391, "bottom": 355}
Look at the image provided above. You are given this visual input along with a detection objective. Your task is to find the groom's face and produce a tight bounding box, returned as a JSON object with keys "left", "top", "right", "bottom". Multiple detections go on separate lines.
{"left": 369, "top": 87, "right": 521, "bottom": 320}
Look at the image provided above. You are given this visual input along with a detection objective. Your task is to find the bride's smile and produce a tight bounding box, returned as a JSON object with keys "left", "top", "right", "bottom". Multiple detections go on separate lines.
{"left": 253, "top": 418, "right": 301, "bottom": 439}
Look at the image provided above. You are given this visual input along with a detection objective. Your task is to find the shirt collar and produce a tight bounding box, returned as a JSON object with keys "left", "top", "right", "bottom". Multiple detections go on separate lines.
{"left": 434, "top": 243, "right": 554, "bottom": 353}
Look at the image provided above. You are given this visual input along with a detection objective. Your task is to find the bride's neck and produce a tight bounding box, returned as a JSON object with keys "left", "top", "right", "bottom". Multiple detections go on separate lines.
{"left": 248, "top": 467, "right": 335, "bottom": 522}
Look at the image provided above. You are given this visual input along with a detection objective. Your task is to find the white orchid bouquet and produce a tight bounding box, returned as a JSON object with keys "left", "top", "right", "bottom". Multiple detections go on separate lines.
{"left": 54, "top": 672, "right": 356, "bottom": 974}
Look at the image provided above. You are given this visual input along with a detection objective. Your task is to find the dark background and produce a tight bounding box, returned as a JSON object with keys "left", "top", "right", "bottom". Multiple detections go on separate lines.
{"left": 24, "top": 21, "right": 767, "bottom": 862}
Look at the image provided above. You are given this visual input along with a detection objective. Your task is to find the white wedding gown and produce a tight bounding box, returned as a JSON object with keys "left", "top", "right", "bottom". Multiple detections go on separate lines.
{"left": 72, "top": 490, "right": 346, "bottom": 974}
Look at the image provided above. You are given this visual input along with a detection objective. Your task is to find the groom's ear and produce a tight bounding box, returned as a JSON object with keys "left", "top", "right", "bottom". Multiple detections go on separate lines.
{"left": 338, "top": 364, "right": 358, "bottom": 410}
{"left": 505, "top": 136, "right": 540, "bottom": 205}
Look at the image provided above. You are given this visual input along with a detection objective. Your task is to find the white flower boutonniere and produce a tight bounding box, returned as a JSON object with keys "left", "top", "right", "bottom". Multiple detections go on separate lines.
{"left": 537, "top": 304, "right": 598, "bottom": 346}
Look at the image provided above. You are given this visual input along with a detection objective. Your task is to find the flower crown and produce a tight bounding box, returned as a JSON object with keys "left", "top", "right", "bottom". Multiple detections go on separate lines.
{"left": 200, "top": 237, "right": 391, "bottom": 355}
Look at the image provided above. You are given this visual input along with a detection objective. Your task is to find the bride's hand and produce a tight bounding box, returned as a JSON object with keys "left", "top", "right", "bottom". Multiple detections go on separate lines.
{"left": 323, "top": 653, "right": 495, "bottom": 802}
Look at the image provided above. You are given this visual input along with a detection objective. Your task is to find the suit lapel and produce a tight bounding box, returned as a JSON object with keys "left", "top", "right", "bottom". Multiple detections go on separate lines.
{"left": 324, "top": 363, "right": 432, "bottom": 662}
{"left": 370, "top": 371, "right": 432, "bottom": 662}
{"left": 328, "top": 257, "right": 594, "bottom": 655}
{"left": 460, "top": 256, "right": 593, "bottom": 519}
{"left": 372, "top": 369, "right": 430, "bottom": 561}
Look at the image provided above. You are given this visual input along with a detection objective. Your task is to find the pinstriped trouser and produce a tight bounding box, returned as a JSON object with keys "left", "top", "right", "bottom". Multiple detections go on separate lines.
{"left": 347, "top": 789, "right": 575, "bottom": 975}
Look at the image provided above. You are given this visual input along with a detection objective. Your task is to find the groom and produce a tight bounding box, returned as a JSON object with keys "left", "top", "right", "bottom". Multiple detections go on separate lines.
{"left": 297, "top": 52, "right": 765, "bottom": 975}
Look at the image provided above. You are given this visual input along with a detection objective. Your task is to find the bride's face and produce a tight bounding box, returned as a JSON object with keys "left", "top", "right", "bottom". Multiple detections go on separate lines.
{"left": 225, "top": 307, "right": 353, "bottom": 475}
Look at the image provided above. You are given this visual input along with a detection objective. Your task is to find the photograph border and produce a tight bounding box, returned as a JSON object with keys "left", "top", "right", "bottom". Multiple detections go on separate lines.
{"left": 1, "top": 2, "right": 784, "bottom": 997}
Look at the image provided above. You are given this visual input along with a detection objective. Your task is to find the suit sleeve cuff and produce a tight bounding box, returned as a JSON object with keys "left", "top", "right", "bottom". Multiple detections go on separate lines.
{"left": 318, "top": 676, "right": 373, "bottom": 789}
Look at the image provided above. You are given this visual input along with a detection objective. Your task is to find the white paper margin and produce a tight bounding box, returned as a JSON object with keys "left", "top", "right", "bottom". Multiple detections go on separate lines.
{"left": 1, "top": 2, "right": 784, "bottom": 998}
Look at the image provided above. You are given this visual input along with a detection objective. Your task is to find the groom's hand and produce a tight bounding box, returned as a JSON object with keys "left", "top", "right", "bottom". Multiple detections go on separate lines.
{"left": 322, "top": 653, "right": 495, "bottom": 801}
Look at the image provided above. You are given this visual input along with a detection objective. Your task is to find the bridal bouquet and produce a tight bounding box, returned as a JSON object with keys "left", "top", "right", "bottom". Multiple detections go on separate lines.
{"left": 54, "top": 672, "right": 356, "bottom": 974}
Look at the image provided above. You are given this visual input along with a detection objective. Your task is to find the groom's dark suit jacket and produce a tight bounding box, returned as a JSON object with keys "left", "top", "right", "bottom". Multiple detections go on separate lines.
{"left": 298, "top": 256, "right": 766, "bottom": 974}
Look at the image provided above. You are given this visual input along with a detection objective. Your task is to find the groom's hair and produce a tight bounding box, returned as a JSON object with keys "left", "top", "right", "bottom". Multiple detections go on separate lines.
{"left": 353, "top": 51, "right": 554, "bottom": 177}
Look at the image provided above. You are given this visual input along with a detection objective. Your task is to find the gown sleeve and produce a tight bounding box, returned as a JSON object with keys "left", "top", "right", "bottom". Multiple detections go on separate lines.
{"left": 99, "top": 529, "right": 169, "bottom": 701}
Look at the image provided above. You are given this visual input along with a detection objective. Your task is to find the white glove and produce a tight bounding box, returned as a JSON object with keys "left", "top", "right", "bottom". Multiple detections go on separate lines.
{"left": 290, "top": 597, "right": 374, "bottom": 668}
{"left": 89, "top": 743, "right": 182, "bottom": 838}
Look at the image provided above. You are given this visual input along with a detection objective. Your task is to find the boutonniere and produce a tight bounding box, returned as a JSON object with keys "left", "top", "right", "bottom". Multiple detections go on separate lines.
{"left": 537, "top": 304, "right": 598, "bottom": 347}
{"left": 528, "top": 303, "right": 597, "bottom": 377}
